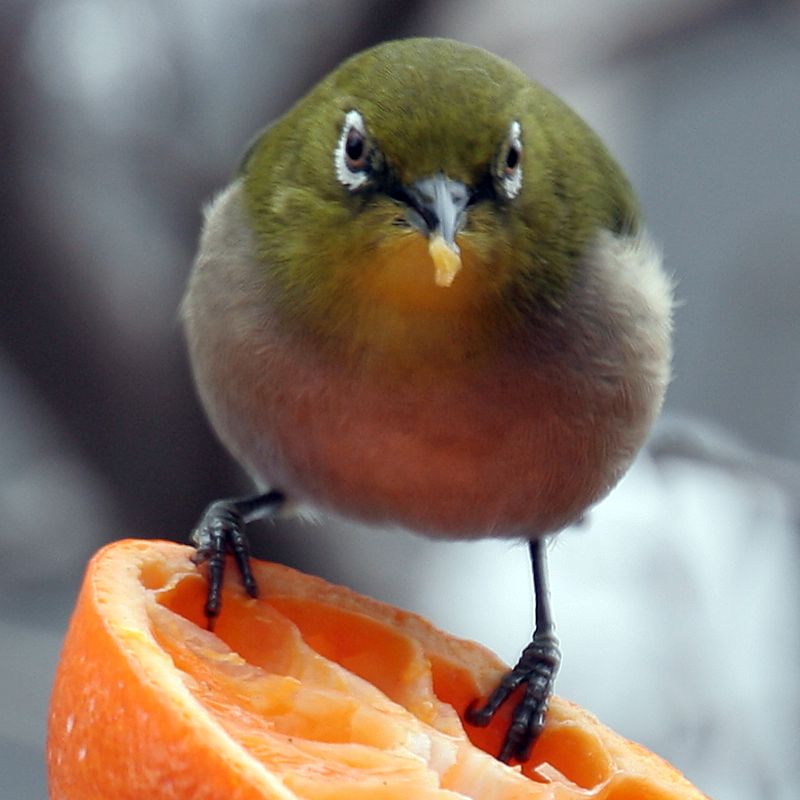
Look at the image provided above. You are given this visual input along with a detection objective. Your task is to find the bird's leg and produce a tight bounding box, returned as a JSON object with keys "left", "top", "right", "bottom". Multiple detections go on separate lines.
{"left": 190, "top": 490, "right": 285, "bottom": 625}
{"left": 466, "top": 537, "right": 561, "bottom": 763}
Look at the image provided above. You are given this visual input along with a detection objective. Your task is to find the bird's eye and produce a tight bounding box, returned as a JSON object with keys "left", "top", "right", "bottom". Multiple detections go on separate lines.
{"left": 335, "top": 110, "right": 371, "bottom": 191}
{"left": 497, "top": 120, "right": 523, "bottom": 200}
{"left": 344, "top": 128, "right": 367, "bottom": 170}
{"left": 504, "top": 143, "right": 520, "bottom": 173}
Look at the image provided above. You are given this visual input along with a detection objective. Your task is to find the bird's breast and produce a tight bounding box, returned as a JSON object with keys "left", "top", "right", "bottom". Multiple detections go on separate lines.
{"left": 204, "top": 321, "right": 640, "bottom": 538}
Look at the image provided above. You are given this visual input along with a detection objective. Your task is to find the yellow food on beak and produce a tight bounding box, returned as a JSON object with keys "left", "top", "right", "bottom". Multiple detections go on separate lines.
{"left": 428, "top": 234, "right": 462, "bottom": 288}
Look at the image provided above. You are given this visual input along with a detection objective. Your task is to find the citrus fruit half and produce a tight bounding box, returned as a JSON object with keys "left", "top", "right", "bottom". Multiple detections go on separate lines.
{"left": 47, "top": 539, "right": 707, "bottom": 799}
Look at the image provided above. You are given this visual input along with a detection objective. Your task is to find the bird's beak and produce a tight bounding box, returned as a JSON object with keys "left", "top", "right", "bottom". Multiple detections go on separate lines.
{"left": 404, "top": 174, "right": 469, "bottom": 287}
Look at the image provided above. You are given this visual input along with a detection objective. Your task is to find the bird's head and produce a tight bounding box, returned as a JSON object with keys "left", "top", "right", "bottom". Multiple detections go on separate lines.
{"left": 241, "top": 38, "right": 638, "bottom": 353}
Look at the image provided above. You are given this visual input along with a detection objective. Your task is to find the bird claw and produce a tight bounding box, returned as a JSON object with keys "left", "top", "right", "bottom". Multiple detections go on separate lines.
{"left": 466, "top": 629, "right": 561, "bottom": 763}
{"left": 190, "top": 499, "right": 258, "bottom": 625}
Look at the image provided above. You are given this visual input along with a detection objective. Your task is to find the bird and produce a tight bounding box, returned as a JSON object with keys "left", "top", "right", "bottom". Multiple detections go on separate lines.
{"left": 181, "top": 37, "right": 673, "bottom": 764}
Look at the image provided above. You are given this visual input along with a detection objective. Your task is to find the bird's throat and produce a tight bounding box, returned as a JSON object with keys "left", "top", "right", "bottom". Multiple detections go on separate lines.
{"left": 356, "top": 233, "right": 479, "bottom": 314}
{"left": 338, "top": 233, "right": 495, "bottom": 365}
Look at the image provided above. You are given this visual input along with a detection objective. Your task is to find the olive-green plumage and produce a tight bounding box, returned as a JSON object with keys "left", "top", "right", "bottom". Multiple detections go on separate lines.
{"left": 241, "top": 39, "right": 639, "bottom": 344}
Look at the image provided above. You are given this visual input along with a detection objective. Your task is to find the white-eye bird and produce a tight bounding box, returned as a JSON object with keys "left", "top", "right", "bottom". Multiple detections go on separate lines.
{"left": 182, "top": 37, "right": 673, "bottom": 763}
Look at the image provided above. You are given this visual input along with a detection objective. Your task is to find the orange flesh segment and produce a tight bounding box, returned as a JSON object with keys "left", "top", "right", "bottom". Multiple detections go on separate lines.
{"left": 48, "top": 540, "right": 708, "bottom": 800}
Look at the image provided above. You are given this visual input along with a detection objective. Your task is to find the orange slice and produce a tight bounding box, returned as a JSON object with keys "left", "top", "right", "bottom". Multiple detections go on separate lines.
{"left": 47, "top": 539, "right": 707, "bottom": 799}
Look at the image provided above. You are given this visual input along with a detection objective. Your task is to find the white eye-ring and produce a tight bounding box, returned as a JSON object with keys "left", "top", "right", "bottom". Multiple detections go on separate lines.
{"left": 498, "top": 120, "right": 523, "bottom": 200}
{"left": 335, "top": 110, "right": 370, "bottom": 191}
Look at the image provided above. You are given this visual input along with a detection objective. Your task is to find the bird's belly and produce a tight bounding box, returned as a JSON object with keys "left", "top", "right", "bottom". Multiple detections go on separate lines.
{"left": 211, "top": 340, "right": 638, "bottom": 538}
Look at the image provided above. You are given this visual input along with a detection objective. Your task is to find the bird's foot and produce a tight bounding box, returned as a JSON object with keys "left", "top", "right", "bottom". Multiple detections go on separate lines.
{"left": 190, "top": 499, "right": 259, "bottom": 625}
{"left": 466, "top": 628, "right": 561, "bottom": 763}
{"left": 190, "top": 491, "right": 285, "bottom": 625}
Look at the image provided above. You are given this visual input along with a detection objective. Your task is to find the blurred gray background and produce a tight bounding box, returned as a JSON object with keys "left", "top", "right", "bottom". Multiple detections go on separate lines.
{"left": 2, "top": 1, "right": 798, "bottom": 798}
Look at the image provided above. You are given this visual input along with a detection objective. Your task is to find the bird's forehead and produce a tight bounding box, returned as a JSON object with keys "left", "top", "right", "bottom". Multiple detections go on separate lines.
{"left": 327, "top": 43, "right": 525, "bottom": 183}
{"left": 365, "top": 98, "right": 505, "bottom": 183}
